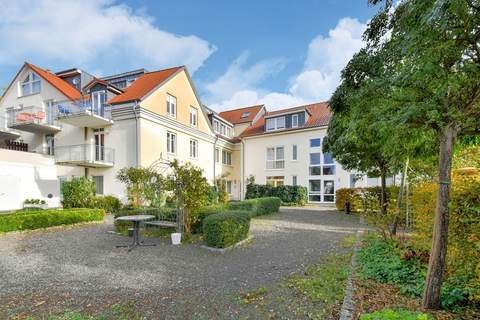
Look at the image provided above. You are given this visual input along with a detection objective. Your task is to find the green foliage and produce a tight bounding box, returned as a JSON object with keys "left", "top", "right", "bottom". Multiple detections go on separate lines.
{"left": 61, "top": 177, "right": 96, "bottom": 208}
{"left": 360, "top": 309, "right": 430, "bottom": 320}
{"left": 228, "top": 197, "right": 281, "bottom": 217}
{"left": 0, "top": 208, "right": 105, "bottom": 232}
{"left": 91, "top": 195, "right": 121, "bottom": 214}
{"left": 116, "top": 167, "right": 166, "bottom": 207}
{"left": 166, "top": 159, "right": 211, "bottom": 235}
{"left": 23, "top": 199, "right": 46, "bottom": 205}
{"left": 410, "top": 172, "right": 480, "bottom": 304}
{"left": 191, "top": 204, "right": 227, "bottom": 234}
{"left": 358, "top": 234, "right": 470, "bottom": 309}
{"left": 114, "top": 207, "right": 177, "bottom": 232}
{"left": 246, "top": 184, "right": 307, "bottom": 205}
{"left": 215, "top": 175, "right": 230, "bottom": 204}
{"left": 335, "top": 188, "right": 362, "bottom": 211}
{"left": 202, "top": 211, "right": 251, "bottom": 248}
{"left": 205, "top": 186, "right": 219, "bottom": 205}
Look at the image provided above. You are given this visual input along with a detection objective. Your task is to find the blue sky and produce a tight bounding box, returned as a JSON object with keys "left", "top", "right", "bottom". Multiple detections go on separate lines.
{"left": 0, "top": 0, "right": 377, "bottom": 111}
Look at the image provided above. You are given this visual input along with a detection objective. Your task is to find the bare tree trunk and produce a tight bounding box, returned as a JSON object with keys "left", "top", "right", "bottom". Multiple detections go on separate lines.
{"left": 422, "top": 124, "right": 459, "bottom": 310}
{"left": 392, "top": 158, "right": 409, "bottom": 235}
{"left": 380, "top": 170, "right": 387, "bottom": 215}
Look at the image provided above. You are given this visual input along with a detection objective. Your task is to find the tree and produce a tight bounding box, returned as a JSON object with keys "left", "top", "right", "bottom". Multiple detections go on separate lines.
{"left": 116, "top": 167, "right": 165, "bottom": 207}
{"left": 363, "top": 0, "right": 480, "bottom": 309}
{"left": 166, "top": 159, "right": 210, "bottom": 235}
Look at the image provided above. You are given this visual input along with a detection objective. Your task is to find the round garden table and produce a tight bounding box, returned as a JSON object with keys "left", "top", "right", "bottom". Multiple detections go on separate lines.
{"left": 115, "top": 215, "right": 156, "bottom": 251}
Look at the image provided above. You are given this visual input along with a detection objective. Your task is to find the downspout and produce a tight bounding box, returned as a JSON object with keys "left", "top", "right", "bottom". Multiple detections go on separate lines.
{"left": 241, "top": 139, "right": 245, "bottom": 200}
{"left": 133, "top": 101, "right": 140, "bottom": 168}
{"left": 213, "top": 134, "right": 218, "bottom": 187}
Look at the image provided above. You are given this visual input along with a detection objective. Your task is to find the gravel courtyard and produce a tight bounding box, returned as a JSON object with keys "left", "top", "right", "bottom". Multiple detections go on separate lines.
{"left": 0, "top": 208, "right": 362, "bottom": 319}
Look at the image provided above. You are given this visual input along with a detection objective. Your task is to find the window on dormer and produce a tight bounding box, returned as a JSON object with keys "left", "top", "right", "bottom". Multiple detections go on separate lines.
{"left": 292, "top": 114, "right": 299, "bottom": 128}
{"left": 241, "top": 112, "right": 250, "bottom": 118}
{"left": 21, "top": 72, "right": 41, "bottom": 96}
{"left": 266, "top": 116, "right": 286, "bottom": 131}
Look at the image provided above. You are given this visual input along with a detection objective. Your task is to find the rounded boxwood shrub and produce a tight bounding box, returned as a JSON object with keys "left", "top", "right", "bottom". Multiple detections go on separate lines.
{"left": 203, "top": 211, "right": 251, "bottom": 248}
{"left": 254, "top": 197, "right": 281, "bottom": 216}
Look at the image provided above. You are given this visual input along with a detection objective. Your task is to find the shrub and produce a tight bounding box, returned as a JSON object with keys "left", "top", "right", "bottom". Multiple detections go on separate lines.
{"left": 0, "top": 208, "right": 105, "bottom": 232}
{"left": 335, "top": 188, "right": 362, "bottom": 211}
{"left": 410, "top": 171, "right": 480, "bottom": 304}
{"left": 205, "top": 186, "right": 219, "bottom": 205}
{"left": 227, "top": 197, "right": 281, "bottom": 217}
{"left": 246, "top": 184, "right": 307, "bottom": 205}
{"left": 24, "top": 199, "right": 46, "bottom": 205}
{"left": 202, "top": 211, "right": 251, "bottom": 248}
{"left": 91, "top": 195, "right": 121, "bottom": 214}
{"left": 360, "top": 309, "right": 430, "bottom": 320}
{"left": 61, "top": 177, "right": 96, "bottom": 208}
{"left": 192, "top": 204, "right": 227, "bottom": 233}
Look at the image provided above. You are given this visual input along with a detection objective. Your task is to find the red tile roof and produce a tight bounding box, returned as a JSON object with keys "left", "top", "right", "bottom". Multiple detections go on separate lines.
{"left": 108, "top": 66, "right": 183, "bottom": 104}
{"left": 218, "top": 105, "right": 264, "bottom": 124}
{"left": 240, "top": 102, "right": 331, "bottom": 137}
{"left": 26, "top": 63, "right": 82, "bottom": 100}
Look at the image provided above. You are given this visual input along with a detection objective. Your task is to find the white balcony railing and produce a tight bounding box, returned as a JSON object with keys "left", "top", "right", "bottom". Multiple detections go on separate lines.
{"left": 55, "top": 144, "right": 115, "bottom": 167}
{"left": 7, "top": 106, "right": 58, "bottom": 127}
{"left": 54, "top": 100, "right": 112, "bottom": 121}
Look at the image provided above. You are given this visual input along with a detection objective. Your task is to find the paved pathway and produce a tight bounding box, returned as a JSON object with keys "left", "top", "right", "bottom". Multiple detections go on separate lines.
{"left": 0, "top": 208, "right": 362, "bottom": 319}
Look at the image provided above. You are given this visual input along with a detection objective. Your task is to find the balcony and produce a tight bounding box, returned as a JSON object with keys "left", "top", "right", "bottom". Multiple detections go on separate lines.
{"left": 7, "top": 106, "right": 61, "bottom": 134}
{"left": 0, "top": 116, "right": 21, "bottom": 140}
{"left": 55, "top": 144, "right": 114, "bottom": 168}
{"left": 55, "top": 100, "right": 113, "bottom": 128}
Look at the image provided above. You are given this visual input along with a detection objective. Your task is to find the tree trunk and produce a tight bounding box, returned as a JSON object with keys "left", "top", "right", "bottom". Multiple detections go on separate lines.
{"left": 380, "top": 170, "right": 387, "bottom": 215}
{"left": 392, "top": 158, "right": 409, "bottom": 235}
{"left": 422, "top": 124, "right": 458, "bottom": 310}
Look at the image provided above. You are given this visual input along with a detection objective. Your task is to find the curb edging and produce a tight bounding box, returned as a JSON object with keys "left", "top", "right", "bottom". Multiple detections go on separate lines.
{"left": 200, "top": 236, "right": 253, "bottom": 253}
{"left": 339, "top": 229, "right": 363, "bottom": 320}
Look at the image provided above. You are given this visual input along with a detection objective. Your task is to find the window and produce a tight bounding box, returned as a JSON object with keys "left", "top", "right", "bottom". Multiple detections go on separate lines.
{"left": 92, "top": 176, "right": 104, "bottom": 195}
{"left": 215, "top": 148, "right": 220, "bottom": 163}
{"left": 323, "top": 180, "right": 335, "bottom": 202}
{"left": 46, "top": 134, "right": 54, "bottom": 155}
{"left": 21, "top": 72, "right": 41, "bottom": 96}
{"left": 309, "top": 152, "right": 335, "bottom": 175}
{"left": 308, "top": 179, "right": 335, "bottom": 203}
{"left": 167, "top": 132, "right": 176, "bottom": 154}
{"left": 190, "top": 107, "right": 198, "bottom": 127}
{"left": 309, "top": 179, "right": 321, "bottom": 202}
{"left": 310, "top": 153, "right": 321, "bottom": 165}
{"left": 214, "top": 120, "right": 220, "bottom": 133}
{"left": 310, "top": 138, "right": 321, "bottom": 148}
{"left": 91, "top": 91, "right": 107, "bottom": 116}
{"left": 322, "top": 152, "right": 335, "bottom": 175}
{"left": 226, "top": 127, "right": 231, "bottom": 137}
{"left": 266, "top": 146, "right": 285, "bottom": 169}
{"left": 222, "top": 150, "right": 232, "bottom": 165}
{"left": 166, "top": 94, "right": 176, "bottom": 118}
{"left": 189, "top": 139, "right": 198, "bottom": 158}
{"left": 265, "top": 116, "right": 286, "bottom": 131}
{"left": 292, "top": 144, "right": 298, "bottom": 161}
{"left": 292, "top": 114, "right": 299, "bottom": 128}
{"left": 266, "top": 176, "right": 284, "bottom": 187}
{"left": 292, "top": 175, "right": 298, "bottom": 186}
{"left": 94, "top": 129, "right": 105, "bottom": 161}
{"left": 241, "top": 112, "right": 250, "bottom": 118}
{"left": 220, "top": 123, "right": 226, "bottom": 135}
{"left": 226, "top": 181, "right": 232, "bottom": 194}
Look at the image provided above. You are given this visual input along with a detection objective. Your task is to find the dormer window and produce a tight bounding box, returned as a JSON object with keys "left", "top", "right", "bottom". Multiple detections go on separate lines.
{"left": 292, "top": 114, "right": 299, "bottom": 128}
{"left": 266, "top": 116, "right": 285, "bottom": 131}
{"left": 241, "top": 112, "right": 250, "bottom": 118}
{"left": 21, "top": 72, "right": 41, "bottom": 96}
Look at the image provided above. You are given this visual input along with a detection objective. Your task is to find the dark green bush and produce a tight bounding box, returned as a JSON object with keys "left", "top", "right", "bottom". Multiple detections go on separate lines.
{"left": 246, "top": 184, "right": 307, "bottom": 205}
{"left": 61, "top": 177, "right": 96, "bottom": 208}
{"left": 192, "top": 204, "right": 227, "bottom": 233}
{"left": 205, "top": 186, "right": 219, "bottom": 205}
{"left": 203, "top": 210, "right": 251, "bottom": 248}
{"left": 228, "top": 197, "right": 281, "bottom": 217}
{"left": 92, "top": 195, "right": 121, "bottom": 214}
{"left": 0, "top": 208, "right": 105, "bottom": 232}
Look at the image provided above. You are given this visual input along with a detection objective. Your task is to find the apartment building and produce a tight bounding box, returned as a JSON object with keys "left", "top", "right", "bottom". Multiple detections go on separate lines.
{"left": 0, "top": 62, "right": 381, "bottom": 210}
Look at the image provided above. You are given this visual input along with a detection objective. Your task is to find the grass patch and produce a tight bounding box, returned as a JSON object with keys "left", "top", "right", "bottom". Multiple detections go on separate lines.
{"left": 287, "top": 253, "right": 351, "bottom": 319}
{"left": 238, "top": 287, "right": 269, "bottom": 305}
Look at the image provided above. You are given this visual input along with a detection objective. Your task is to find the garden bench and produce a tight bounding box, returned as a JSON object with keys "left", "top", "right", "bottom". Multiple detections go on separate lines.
{"left": 144, "top": 220, "right": 177, "bottom": 228}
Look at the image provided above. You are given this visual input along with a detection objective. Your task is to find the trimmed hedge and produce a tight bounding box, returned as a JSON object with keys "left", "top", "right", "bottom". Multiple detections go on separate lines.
{"left": 246, "top": 184, "right": 307, "bottom": 205}
{"left": 203, "top": 210, "right": 251, "bottom": 248}
{"left": 228, "top": 197, "right": 281, "bottom": 217}
{"left": 0, "top": 208, "right": 105, "bottom": 233}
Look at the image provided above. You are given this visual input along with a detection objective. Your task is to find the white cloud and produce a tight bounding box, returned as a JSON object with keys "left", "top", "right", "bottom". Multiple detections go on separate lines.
{"left": 0, "top": 0, "right": 216, "bottom": 74}
{"left": 206, "top": 17, "right": 366, "bottom": 111}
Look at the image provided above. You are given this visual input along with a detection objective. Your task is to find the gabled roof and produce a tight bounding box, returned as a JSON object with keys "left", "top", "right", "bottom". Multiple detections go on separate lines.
{"left": 264, "top": 105, "right": 311, "bottom": 118}
{"left": 108, "top": 66, "right": 183, "bottom": 105}
{"left": 26, "top": 63, "right": 82, "bottom": 100}
{"left": 218, "top": 105, "right": 264, "bottom": 124}
{"left": 83, "top": 78, "right": 124, "bottom": 94}
{"left": 240, "top": 102, "right": 331, "bottom": 137}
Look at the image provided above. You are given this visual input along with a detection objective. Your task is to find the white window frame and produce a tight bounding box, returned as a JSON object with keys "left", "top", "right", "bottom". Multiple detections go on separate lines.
{"left": 167, "top": 131, "right": 176, "bottom": 154}
{"left": 292, "top": 114, "right": 299, "bottom": 128}
{"left": 20, "top": 72, "right": 41, "bottom": 96}
{"left": 266, "top": 146, "right": 285, "bottom": 169}
{"left": 266, "top": 116, "right": 286, "bottom": 131}
{"left": 292, "top": 144, "right": 298, "bottom": 161}
{"left": 189, "top": 139, "right": 198, "bottom": 158}
{"left": 215, "top": 148, "right": 220, "bottom": 163}
{"left": 266, "top": 176, "right": 285, "bottom": 187}
{"left": 292, "top": 175, "right": 298, "bottom": 186}
{"left": 190, "top": 106, "right": 198, "bottom": 127}
{"left": 166, "top": 94, "right": 177, "bottom": 118}
{"left": 222, "top": 149, "right": 232, "bottom": 165}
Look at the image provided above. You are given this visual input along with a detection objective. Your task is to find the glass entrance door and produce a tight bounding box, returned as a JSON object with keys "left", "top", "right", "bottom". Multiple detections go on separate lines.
{"left": 94, "top": 131, "right": 105, "bottom": 161}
